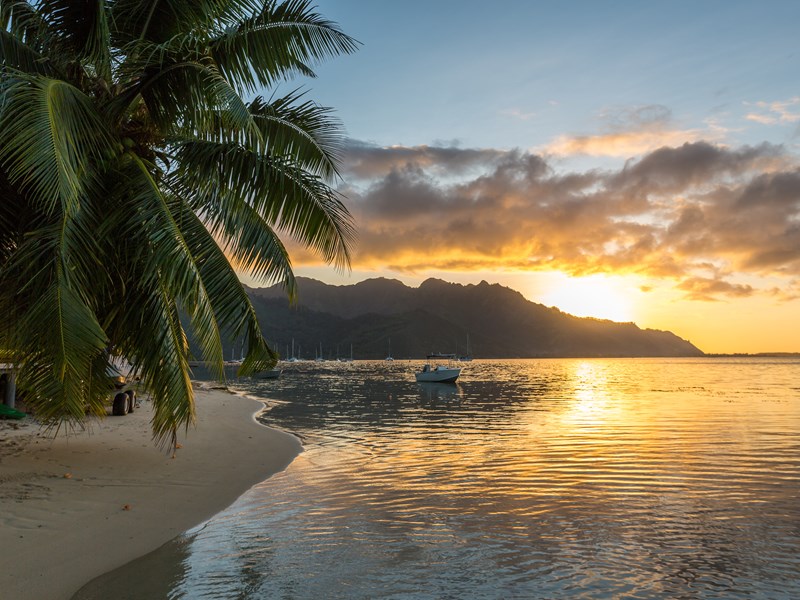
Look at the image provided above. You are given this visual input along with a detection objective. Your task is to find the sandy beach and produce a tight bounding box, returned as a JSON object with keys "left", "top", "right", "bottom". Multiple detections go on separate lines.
{"left": 0, "top": 387, "right": 302, "bottom": 600}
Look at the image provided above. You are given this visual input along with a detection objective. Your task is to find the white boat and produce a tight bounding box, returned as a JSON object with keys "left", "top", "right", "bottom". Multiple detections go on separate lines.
{"left": 416, "top": 353, "right": 461, "bottom": 383}
{"left": 254, "top": 368, "right": 282, "bottom": 379}
{"left": 415, "top": 363, "right": 461, "bottom": 383}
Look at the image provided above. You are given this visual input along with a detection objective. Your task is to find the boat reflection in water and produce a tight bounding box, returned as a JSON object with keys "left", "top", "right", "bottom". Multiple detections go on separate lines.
{"left": 417, "top": 381, "right": 463, "bottom": 406}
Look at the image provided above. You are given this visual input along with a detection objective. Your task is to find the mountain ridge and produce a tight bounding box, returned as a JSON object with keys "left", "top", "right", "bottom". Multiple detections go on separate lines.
{"left": 243, "top": 277, "right": 703, "bottom": 359}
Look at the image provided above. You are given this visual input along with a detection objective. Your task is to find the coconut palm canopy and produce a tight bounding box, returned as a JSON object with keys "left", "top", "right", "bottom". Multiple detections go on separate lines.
{"left": 0, "top": 0, "right": 357, "bottom": 445}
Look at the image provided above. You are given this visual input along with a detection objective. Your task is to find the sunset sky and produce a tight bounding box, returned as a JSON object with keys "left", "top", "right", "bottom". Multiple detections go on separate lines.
{"left": 253, "top": 0, "right": 800, "bottom": 353}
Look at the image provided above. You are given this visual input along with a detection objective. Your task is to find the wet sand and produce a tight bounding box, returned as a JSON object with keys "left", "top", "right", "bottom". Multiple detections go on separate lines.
{"left": 0, "top": 387, "right": 302, "bottom": 600}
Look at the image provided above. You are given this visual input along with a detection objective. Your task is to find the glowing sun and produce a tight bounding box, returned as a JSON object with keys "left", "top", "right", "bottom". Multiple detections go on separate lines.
{"left": 541, "top": 274, "right": 634, "bottom": 322}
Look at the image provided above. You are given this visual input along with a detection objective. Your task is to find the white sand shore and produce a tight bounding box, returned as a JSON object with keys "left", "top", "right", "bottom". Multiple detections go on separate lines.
{"left": 0, "top": 387, "right": 302, "bottom": 600}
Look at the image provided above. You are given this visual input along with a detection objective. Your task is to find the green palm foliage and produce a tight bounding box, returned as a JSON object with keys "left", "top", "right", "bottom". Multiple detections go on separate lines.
{"left": 0, "top": 0, "right": 357, "bottom": 446}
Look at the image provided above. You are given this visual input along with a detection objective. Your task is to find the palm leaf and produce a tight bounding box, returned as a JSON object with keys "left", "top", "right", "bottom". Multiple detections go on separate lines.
{"left": 248, "top": 91, "right": 344, "bottom": 179}
{"left": 1, "top": 2, "right": 49, "bottom": 50}
{"left": 173, "top": 139, "right": 354, "bottom": 269}
{"left": 210, "top": 0, "right": 360, "bottom": 93}
{"left": 8, "top": 223, "right": 109, "bottom": 427}
{"left": 0, "top": 29, "right": 55, "bottom": 75}
{"left": 20, "top": 282, "right": 108, "bottom": 422}
{"left": 125, "top": 275, "right": 196, "bottom": 446}
{"left": 39, "top": 0, "right": 111, "bottom": 79}
{"left": 111, "top": 48, "right": 257, "bottom": 140}
{"left": 169, "top": 169, "right": 298, "bottom": 292}
{"left": 109, "top": 0, "right": 237, "bottom": 45}
{"left": 165, "top": 192, "right": 280, "bottom": 375}
{"left": 0, "top": 73, "right": 114, "bottom": 216}
{"left": 124, "top": 155, "right": 226, "bottom": 377}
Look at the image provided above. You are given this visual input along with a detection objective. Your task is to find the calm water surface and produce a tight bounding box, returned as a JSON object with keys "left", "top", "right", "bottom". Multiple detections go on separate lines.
{"left": 76, "top": 358, "right": 800, "bottom": 599}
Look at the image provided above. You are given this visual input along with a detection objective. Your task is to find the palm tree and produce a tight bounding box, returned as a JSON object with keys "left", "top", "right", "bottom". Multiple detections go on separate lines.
{"left": 0, "top": 0, "right": 357, "bottom": 446}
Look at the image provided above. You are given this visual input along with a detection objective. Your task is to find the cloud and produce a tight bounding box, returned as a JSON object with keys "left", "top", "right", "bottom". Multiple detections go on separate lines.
{"left": 341, "top": 140, "right": 507, "bottom": 180}
{"left": 769, "top": 279, "right": 800, "bottom": 302}
{"left": 500, "top": 108, "right": 537, "bottom": 121}
{"left": 745, "top": 97, "right": 800, "bottom": 125}
{"left": 291, "top": 139, "right": 800, "bottom": 301}
{"left": 543, "top": 105, "right": 710, "bottom": 158}
{"left": 675, "top": 277, "right": 755, "bottom": 301}
{"left": 546, "top": 129, "right": 702, "bottom": 157}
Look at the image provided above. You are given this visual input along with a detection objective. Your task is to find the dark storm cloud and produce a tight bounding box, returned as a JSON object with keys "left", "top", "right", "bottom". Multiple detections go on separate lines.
{"left": 334, "top": 141, "right": 800, "bottom": 300}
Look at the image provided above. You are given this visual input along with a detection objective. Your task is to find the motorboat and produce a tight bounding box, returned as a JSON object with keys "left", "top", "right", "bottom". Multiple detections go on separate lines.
{"left": 254, "top": 368, "right": 282, "bottom": 379}
{"left": 415, "top": 359, "right": 461, "bottom": 383}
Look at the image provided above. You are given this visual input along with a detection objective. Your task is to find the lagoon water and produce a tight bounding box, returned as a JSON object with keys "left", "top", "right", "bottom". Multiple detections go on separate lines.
{"left": 76, "top": 358, "right": 800, "bottom": 599}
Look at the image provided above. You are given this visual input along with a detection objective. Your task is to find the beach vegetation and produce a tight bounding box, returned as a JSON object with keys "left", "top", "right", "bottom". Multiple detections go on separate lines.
{"left": 0, "top": 0, "right": 357, "bottom": 446}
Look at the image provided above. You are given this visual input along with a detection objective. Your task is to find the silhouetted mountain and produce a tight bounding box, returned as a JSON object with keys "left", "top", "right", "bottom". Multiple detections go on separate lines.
{"left": 242, "top": 277, "right": 703, "bottom": 359}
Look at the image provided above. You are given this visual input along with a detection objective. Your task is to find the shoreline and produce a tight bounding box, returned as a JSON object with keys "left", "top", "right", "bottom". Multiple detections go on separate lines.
{"left": 0, "top": 386, "right": 302, "bottom": 600}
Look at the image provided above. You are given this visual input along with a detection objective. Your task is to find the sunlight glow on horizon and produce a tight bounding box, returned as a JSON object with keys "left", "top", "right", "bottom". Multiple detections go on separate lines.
{"left": 238, "top": 263, "right": 799, "bottom": 354}
{"left": 272, "top": 0, "right": 800, "bottom": 354}
{"left": 539, "top": 274, "right": 635, "bottom": 323}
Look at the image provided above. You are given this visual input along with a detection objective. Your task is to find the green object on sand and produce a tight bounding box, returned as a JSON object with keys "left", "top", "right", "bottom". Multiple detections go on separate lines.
{"left": 0, "top": 404, "right": 26, "bottom": 420}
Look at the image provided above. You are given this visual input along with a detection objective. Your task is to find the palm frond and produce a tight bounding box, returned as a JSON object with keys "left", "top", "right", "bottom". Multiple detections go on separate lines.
{"left": 39, "top": 0, "right": 112, "bottom": 80}
{"left": 166, "top": 193, "right": 281, "bottom": 375}
{"left": 109, "top": 0, "right": 238, "bottom": 45}
{"left": 0, "top": 29, "right": 54, "bottom": 74}
{"left": 112, "top": 50, "right": 256, "bottom": 139}
{"left": 169, "top": 170, "right": 297, "bottom": 292}
{"left": 20, "top": 281, "right": 108, "bottom": 421}
{"left": 248, "top": 91, "right": 344, "bottom": 179}
{"left": 8, "top": 222, "right": 109, "bottom": 426}
{"left": 0, "top": 73, "right": 114, "bottom": 216}
{"left": 124, "top": 155, "right": 226, "bottom": 376}
{"left": 124, "top": 275, "right": 195, "bottom": 446}
{"left": 210, "top": 0, "right": 360, "bottom": 93}
{"left": 1, "top": 2, "right": 48, "bottom": 50}
{"left": 173, "top": 139, "right": 355, "bottom": 270}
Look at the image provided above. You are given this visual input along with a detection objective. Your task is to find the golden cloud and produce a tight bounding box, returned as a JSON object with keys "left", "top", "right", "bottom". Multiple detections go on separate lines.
{"left": 284, "top": 140, "right": 800, "bottom": 301}
{"left": 675, "top": 277, "right": 755, "bottom": 301}
{"left": 545, "top": 128, "right": 703, "bottom": 157}
{"left": 541, "top": 104, "right": 717, "bottom": 158}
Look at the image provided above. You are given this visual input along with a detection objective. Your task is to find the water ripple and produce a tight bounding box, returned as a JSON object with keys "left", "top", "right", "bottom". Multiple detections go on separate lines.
{"left": 76, "top": 358, "right": 800, "bottom": 599}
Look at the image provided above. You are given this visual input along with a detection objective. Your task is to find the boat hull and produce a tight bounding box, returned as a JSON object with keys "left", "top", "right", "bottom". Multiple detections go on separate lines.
{"left": 415, "top": 368, "right": 461, "bottom": 383}
{"left": 254, "top": 369, "right": 282, "bottom": 379}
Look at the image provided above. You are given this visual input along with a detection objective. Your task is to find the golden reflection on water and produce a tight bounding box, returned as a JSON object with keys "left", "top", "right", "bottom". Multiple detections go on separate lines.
{"left": 76, "top": 358, "right": 800, "bottom": 600}
{"left": 262, "top": 358, "right": 799, "bottom": 538}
